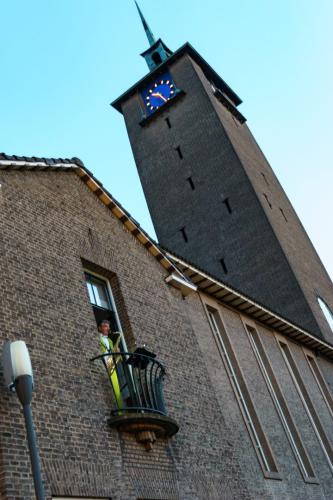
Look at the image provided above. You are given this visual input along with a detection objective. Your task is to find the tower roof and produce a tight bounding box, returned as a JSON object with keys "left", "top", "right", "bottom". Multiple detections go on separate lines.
{"left": 134, "top": 1, "right": 173, "bottom": 71}
{"left": 111, "top": 42, "right": 242, "bottom": 112}
{"left": 135, "top": 1, "right": 156, "bottom": 47}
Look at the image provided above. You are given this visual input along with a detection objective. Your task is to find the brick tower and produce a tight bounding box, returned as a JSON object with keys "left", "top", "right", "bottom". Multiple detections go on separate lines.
{"left": 112, "top": 4, "right": 333, "bottom": 341}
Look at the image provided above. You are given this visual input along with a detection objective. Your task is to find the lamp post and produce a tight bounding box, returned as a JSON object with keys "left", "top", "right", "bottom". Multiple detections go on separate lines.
{"left": 3, "top": 341, "right": 45, "bottom": 500}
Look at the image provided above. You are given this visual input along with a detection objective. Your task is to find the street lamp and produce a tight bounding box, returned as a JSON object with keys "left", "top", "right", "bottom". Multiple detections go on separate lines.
{"left": 2, "top": 341, "right": 45, "bottom": 500}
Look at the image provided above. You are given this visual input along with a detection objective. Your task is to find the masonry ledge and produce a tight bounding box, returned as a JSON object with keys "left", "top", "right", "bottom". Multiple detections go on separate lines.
{"left": 109, "top": 412, "right": 179, "bottom": 451}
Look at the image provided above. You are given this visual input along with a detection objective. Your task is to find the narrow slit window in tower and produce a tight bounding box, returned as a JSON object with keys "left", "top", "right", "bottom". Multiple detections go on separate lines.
{"left": 220, "top": 258, "right": 228, "bottom": 274}
{"left": 280, "top": 208, "right": 287, "bottom": 222}
{"left": 180, "top": 227, "right": 188, "bottom": 243}
{"left": 165, "top": 117, "right": 171, "bottom": 129}
{"left": 187, "top": 177, "right": 195, "bottom": 190}
{"left": 223, "top": 198, "right": 232, "bottom": 214}
{"left": 261, "top": 172, "right": 269, "bottom": 186}
{"left": 175, "top": 146, "right": 183, "bottom": 160}
{"left": 152, "top": 52, "right": 162, "bottom": 65}
{"left": 263, "top": 193, "right": 272, "bottom": 209}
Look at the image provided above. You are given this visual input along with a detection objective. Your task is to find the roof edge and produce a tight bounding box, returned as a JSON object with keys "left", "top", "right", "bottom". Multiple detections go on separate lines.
{"left": 167, "top": 251, "right": 333, "bottom": 360}
{"left": 0, "top": 154, "right": 189, "bottom": 284}
{"left": 140, "top": 38, "right": 173, "bottom": 57}
{"left": 111, "top": 42, "right": 242, "bottom": 113}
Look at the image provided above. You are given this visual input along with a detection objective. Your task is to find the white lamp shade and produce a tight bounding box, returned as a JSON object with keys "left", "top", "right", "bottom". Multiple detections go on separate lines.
{"left": 10, "top": 341, "right": 33, "bottom": 380}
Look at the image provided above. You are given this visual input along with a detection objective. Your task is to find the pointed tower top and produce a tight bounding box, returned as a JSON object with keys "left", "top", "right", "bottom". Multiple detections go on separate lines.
{"left": 134, "top": 1, "right": 173, "bottom": 71}
{"left": 135, "top": 1, "right": 156, "bottom": 47}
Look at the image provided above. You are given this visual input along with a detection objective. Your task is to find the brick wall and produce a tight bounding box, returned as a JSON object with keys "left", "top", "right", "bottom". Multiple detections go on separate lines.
{"left": 193, "top": 57, "right": 333, "bottom": 342}
{"left": 195, "top": 292, "right": 333, "bottom": 499}
{"left": 0, "top": 170, "right": 251, "bottom": 499}
{"left": 1, "top": 169, "right": 333, "bottom": 499}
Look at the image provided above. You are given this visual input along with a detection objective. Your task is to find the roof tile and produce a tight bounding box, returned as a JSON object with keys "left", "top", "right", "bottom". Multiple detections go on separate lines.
{"left": 0, "top": 152, "right": 85, "bottom": 167}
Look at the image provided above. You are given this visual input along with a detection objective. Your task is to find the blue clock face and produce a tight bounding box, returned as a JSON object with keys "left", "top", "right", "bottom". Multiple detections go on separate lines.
{"left": 142, "top": 73, "right": 177, "bottom": 115}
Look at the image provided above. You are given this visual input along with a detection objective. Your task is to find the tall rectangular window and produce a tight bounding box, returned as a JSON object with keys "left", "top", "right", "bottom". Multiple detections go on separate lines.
{"left": 245, "top": 325, "right": 317, "bottom": 482}
{"left": 180, "top": 227, "right": 188, "bottom": 243}
{"left": 84, "top": 269, "right": 129, "bottom": 400}
{"left": 219, "top": 258, "right": 228, "bottom": 274}
{"left": 85, "top": 271, "right": 119, "bottom": 332}
{"left": 175, "top": 146, "right": 183, "bottom": 159}
{"left": 207, "top": 308, "right": 280, "bottom": 478}
{"left": 305, "top": 352, "right": 333, "bottom": 420}
{"left": 222, "top": 197, "right": 232, "bottom": 214}
{"left": 279, "top": 339, "right": 333, "bottom": 473}
{"left": 165, "top": 117, "right": 171, "bottom": 128}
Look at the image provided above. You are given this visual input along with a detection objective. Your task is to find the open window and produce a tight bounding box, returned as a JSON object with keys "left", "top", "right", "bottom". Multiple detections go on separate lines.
{"left": 85, "top": 271, "right": 122, "bottom": 345}
{"left": 85, "top": 270, "right": 131, "bottom": 405}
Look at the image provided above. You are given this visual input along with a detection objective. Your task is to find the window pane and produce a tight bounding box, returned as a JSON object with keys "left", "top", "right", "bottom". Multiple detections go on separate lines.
{"left": 86, "top": 281, "right": 95, "bottom": 304}
{"left": 85, "top": 273, "right": 113, "bottom": 310}
{"left": 318, "top": 297, "right": 333, "bottom": 332}
{"left": 92, "top": 281, "right": 110, "bottom": 309}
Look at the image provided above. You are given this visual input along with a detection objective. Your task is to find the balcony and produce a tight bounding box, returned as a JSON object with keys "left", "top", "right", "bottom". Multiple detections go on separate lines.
{"left": 91, "top": 348, "right": 179, "bottom": 450}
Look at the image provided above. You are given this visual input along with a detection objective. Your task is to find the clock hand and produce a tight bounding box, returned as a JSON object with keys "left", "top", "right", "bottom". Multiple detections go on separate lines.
{"left": 151, "top": 92, "right": 167, "bottom": 103}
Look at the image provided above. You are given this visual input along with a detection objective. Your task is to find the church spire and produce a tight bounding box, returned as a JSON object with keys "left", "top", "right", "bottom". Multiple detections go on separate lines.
{"left": 134, "top": 1, "right": 173, "bottom": 71}
{"left": 135, "top": 1, "right": 156, "bottom": 47}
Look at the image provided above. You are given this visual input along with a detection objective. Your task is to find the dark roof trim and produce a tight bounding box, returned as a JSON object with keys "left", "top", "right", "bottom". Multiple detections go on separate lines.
{"left": 167, "top": 251, "right": 333, "bottom": 361}
{"left": 140, "top": 38, "right": 173, "bottom": 57}
{"left": 0, "top": 153, "right": 84, "bottom": 167}
{"left": 0, "top": 155, "right": 187, "bottom": 283}
{"left": 111, "top": 42, "right": 242, "bottom": 112}
{"left": 212, "top": 87, "right": 246, "bottom": 124}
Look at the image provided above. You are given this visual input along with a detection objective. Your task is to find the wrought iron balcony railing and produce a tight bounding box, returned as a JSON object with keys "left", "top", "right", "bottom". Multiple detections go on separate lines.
{"left": 91, "top": 350, "right": 167, "bottom": 415}
{"left": 91, "top": 349, "right": 179, "bottom": 450}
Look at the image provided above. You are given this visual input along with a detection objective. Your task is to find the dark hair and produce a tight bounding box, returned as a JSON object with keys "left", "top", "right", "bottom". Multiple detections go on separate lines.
{"left": 99, "top": 320, "right": 110, "bottom": 327}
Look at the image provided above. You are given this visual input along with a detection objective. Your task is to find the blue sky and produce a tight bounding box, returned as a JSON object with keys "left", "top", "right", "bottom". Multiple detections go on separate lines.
{"left": 1, "top": 0, "right": 332, "bottom": 278}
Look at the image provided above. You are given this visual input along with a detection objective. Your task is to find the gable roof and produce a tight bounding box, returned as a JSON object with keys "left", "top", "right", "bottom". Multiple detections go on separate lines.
{"left": 0, "top": 152, "right": 84, "bottom": 168}
{"left": 0, "top": 153, "right": 191, "bottom": 287}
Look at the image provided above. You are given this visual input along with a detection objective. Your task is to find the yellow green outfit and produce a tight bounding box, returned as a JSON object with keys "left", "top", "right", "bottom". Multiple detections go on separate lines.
{"left": 99, "top": 335, "right": 123, "bottom": 409}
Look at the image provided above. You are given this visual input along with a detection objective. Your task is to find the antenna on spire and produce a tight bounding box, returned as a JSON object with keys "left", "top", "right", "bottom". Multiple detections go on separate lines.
{"left": 134, "top": 1, "right": 156, "bottom": 47}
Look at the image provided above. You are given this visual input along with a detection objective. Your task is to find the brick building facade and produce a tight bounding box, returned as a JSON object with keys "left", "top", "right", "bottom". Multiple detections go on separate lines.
{"left": 0, "top": 156, "right": 333, "bottom": 499}
{"left": 1, "top": 6, "right": 333, "bottom": 500}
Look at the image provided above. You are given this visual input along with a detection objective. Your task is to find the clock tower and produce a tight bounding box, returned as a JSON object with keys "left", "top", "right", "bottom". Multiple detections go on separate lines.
{"left": 112, "top": 4, "right": 333, "bottom": 342}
